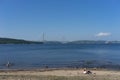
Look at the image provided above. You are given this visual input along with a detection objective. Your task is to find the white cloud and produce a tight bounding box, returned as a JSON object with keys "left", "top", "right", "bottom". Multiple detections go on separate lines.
{"left": 96, "top": 32, "right": 111, "bottom": 37}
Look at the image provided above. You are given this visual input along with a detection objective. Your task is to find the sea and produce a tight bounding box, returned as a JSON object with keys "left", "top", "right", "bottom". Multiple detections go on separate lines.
{"left": 0, "top": 44, "right": 120, "bottom": 69}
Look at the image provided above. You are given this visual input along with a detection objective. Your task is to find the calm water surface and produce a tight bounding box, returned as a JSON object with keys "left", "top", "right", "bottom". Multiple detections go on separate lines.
{"left": 0, "top": 44, "right": 120, "bottom": 69}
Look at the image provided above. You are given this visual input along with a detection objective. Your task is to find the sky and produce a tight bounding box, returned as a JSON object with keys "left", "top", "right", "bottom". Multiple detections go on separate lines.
{"left": 0, "top": 0, "right": 120, "bottom": 41}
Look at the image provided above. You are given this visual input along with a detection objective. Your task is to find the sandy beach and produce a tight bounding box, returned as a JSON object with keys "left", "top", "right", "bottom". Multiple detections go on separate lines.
{"left": 0, "top": 69, "right": 120, "bottom": 80}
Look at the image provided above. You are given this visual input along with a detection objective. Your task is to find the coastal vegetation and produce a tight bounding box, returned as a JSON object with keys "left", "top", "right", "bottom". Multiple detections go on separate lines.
{"left": 0, "top": 38, "right": 43, "bottom": 44}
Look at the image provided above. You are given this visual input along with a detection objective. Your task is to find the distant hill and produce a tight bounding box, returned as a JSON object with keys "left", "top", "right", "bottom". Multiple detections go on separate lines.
{"left": 43, "top": 41, "right": 63, "bottom": 44}
{"left": 1, "top": 38, "right": 120, "bottom": 44}
{"left": 67, "top": 40, "right": 105, "bottom": 44}
{"left": 66, "top": 40, "right": 120, "bottom": 44}
{"left": 0, "top": 38, "right": 43, "bottom": 44}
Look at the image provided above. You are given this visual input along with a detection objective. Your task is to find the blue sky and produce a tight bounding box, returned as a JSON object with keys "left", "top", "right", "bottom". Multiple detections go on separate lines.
{"left": 0, "top": 0, "right": 120, "bottom": 41}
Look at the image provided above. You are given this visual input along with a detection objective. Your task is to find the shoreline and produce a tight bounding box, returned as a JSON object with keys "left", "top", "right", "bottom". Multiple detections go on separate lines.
{"left": 0, "top": 67, "right": 118, "bottom": 71}
{"left": 0, "top": 68, "right": 120, "bottom": 80}
{"left": 0, "top": 68, "right": 119, "bottom": 73}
